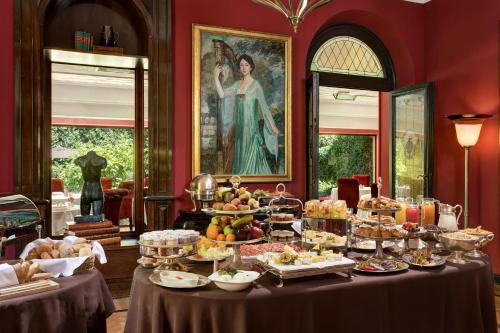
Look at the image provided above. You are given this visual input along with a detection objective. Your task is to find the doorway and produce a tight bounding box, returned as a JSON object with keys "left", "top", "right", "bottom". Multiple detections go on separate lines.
{"left": 306, "top": 24, "right": 395, "bottom": 199}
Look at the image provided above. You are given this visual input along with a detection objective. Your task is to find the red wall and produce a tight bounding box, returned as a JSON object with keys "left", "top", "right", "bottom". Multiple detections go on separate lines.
{"left": 425, "top": 0, "right": 500, "bottom": 271}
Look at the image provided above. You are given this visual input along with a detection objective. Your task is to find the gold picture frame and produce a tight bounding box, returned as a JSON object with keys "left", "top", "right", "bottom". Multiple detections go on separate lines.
{"left": 192, "top": 24, "right": 292, "bottom": 183}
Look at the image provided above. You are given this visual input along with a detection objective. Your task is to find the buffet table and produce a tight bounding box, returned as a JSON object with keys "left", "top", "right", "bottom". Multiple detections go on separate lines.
{"left": 0, "top": 270, "right": 115, "bottom": 333}
{"left": 125, "top": 256, "right": 496, "bottom": 333}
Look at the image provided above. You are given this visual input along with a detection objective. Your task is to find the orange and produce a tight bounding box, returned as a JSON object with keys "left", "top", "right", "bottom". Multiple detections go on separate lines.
{"left": 206, "top": 224, "right": 220, "bottom": 240}
{"left": 226, "top": 233, "right": 236, "bottom": 242}
{"left": 216, "top": 234, "right": 226, "bottom": 241}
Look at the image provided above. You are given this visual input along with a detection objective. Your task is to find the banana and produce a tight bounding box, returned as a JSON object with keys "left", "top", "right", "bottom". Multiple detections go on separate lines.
{"left": 231, "top": 215, "right": 253, "bottom": 228}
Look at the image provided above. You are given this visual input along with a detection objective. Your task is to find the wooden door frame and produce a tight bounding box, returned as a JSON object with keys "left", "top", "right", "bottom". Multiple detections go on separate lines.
{"left": 14, "top": 0, "right": 174, "bottom": 236}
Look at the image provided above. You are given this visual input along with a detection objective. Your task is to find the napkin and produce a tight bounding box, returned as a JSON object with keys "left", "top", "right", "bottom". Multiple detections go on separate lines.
{"left": 19, "top": 236, "right": 108, "bottom": 277}
{"left": 0, "top": 263, "right": 19, "bottom": 288}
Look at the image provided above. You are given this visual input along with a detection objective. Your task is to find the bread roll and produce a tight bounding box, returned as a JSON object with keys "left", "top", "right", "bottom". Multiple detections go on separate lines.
{"left": 40, "top": 252, "right": 52, "bottom": 259}
{"left": 26, "top": 263, "right": 40, "bottom": 282}
{"left": 20, "top": 262, "right": 30, "bottom": 283}
{"left": 59, "top": 244, "right": 73, "bottom": 258}
{"left": 74, "top": 238, "right": 87, "bottom": 244}
{"left": 50, "top": 249, "right": 60, "bottom": 258}
{"left": 31, "top": 273, "right": 52, "bottom": 281}
{"left": 35, "top": 243, "right": 53, "bottom": 255}
{"left": 78, "top": 247, "right": 92, "bottom": 257}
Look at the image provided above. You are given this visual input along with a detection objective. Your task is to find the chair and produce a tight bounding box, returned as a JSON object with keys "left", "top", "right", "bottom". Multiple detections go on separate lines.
{"left": 51, "top": 178, "right": 65, "bottom": 193}
{"left": 100, "top": 177, "right": 113, "bottom": 191}
{"left": 352, "top": 174, "right": 370, "bottom": 187}
{"left": 337, "top": 178, "right": 360, "bottom": 212}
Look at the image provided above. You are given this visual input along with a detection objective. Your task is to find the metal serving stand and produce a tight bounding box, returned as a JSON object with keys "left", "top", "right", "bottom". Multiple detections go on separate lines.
{"left": 257, "top": 184, "right": 354, "bottom": 287}
{"left": 0, "top": 194, "right": 44, "bottom": 260}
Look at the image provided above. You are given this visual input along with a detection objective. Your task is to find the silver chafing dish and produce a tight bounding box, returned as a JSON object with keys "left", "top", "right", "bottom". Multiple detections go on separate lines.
{"left": 185, "top": 174, "right": 218, "bottom": 211}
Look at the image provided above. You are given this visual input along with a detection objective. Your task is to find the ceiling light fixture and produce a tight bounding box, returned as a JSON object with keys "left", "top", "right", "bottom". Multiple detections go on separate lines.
{"left": 253, "top": 0, "right": 331, "bottom": 32}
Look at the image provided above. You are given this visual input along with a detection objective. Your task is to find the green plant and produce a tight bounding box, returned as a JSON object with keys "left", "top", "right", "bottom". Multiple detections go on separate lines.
{"left": 317, "top": 134, "right": 374, "bottom": 196}
{"left": 51, "top": 127, "right": 149, "bottom": 192}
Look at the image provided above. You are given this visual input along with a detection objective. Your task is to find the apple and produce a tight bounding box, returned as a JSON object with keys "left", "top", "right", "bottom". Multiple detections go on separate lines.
{"left": 251, "top": 219, "right": 261, "bottom": 228}
{"left": 223, "top": 203, "right": 238, "bottom": 211}
{"left": 250, "top": 226, "right": 264, "bottom": 239}
{"left": 230, "top": 198, "right": 241, "bottom": 206}
{"left": 236, "top": 224, "right": 251, "bottom": 241}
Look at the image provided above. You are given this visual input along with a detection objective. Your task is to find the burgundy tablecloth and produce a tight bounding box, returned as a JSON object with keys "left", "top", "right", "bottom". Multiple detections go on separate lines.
{"left": 0, "top": 270, "right": 115, "bottom": 333}
{"left": 125, "top": 256, "right": 496, "bottom": 333}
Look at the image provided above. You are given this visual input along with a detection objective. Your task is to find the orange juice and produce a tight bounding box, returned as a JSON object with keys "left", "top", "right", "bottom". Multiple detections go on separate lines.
{"left": 421, "top": 200, "right": 436, "bottom": 225}
{"left": 395, "top": 200, "right": 407, "bottom": 224}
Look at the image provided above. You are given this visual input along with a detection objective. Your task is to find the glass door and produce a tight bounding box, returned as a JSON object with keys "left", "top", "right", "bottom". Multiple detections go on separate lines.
{"left": 389, "top": 83, "right": 434, "bottom": 200}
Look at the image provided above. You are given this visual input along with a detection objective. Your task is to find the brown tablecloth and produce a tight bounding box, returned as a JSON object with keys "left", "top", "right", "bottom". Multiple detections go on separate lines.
{"left": 125, "top": 256, "right": 496, "bottom": 333}
{"left": 0, "top": 270, "right": 115, "bottom": 333}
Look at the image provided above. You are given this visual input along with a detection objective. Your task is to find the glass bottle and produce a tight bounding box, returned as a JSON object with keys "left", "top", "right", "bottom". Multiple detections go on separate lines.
{"left": 395, "top": 197, "right": 408, "bottom": 224}
{"left": 421, "top": 198, "right": 437, "bottom": 225}
{"left": 406, "top": 202, "right": 420, "bottom": 224}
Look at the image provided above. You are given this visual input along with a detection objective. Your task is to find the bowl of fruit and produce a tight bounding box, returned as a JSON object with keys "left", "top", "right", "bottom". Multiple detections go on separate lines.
{"left": 206, "top": 215, "right": 265, "bottom": 243}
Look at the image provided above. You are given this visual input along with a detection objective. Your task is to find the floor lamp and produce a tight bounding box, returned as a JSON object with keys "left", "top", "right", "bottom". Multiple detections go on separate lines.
{"left": 446, "top": 114, "right": 491, "bottom": 229}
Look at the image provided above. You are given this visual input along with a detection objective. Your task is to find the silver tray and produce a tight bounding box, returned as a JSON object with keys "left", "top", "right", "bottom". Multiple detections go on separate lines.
{"left": 256, "top": 256, "right": 354, "bottom": 287}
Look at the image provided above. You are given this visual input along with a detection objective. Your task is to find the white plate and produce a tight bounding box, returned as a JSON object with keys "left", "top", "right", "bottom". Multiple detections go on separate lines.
{"left": 202, "top": 208, "right": 260, "bottom": 216}
{"left": 353, "top": 240, "right": 394, "bottom": 251}
{"left": 304, "top": 239, "right": 346, "bottom": 248}
{"left": 187, "top": 254, "right": 232, "bottom": 262}
{"left": 149, "top": 271, "right": 210, "bottom": 289}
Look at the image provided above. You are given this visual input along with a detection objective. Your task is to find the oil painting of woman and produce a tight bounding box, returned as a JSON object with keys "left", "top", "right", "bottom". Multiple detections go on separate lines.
{"left": 214, "top": 54, "right": 280, "bottom": 175}
{"left": 193, "top": 24, "right": 291, "bottom": 182}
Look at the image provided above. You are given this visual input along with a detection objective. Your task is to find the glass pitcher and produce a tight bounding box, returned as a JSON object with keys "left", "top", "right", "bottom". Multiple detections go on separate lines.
{"left": 421, "top": 198, "right": 438, "bottom": 225}
{"left": 394, "top": 197, "right": 408, "bottom": 224}
{"left": 437, "top": 203, "right": 463, "bottom": 231}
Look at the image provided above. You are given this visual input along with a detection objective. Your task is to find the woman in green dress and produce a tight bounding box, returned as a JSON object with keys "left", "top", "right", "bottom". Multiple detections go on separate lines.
{"left": 214, "top": 54, "right": 280, "bottom": 175}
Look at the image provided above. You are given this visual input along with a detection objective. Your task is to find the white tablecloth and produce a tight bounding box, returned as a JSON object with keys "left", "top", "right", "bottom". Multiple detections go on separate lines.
{"left": 52, "top": 204, "right": 80, "bottom": 236}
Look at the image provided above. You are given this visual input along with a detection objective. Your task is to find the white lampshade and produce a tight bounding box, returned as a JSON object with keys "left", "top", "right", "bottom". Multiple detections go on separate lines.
{"left": 446, "top": 114, "right": 492, "bottom": 148}
{"left": 454, "top": 123, "right": 484, "bottom": 147}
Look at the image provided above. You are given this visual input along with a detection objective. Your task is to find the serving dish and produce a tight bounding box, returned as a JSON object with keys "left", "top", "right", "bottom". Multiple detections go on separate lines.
{"left": 439, "top": 232, "right": 480, "bottom": 264}
{"left": 149, "top": 271, "right": 211, "bottom": 289}
{"left": 401, "top": 250, "right": 446, "bottom": 268}
{"left": 352, "top": 240, "right": 394, "bottom": 251}
{"left": 256, "top": 250, "right": 355, "bottom": 287}
{"left": 187, "top": 253, "right": 232, "bottom": 262}
{"left": 137, "top": 257, "right": 161, "bottom": 268}
{"left": 354, "top": 259, "right": 408, "bottom": 273}
{"left": 208, "top": 269, "right": 260, "bottom": 291}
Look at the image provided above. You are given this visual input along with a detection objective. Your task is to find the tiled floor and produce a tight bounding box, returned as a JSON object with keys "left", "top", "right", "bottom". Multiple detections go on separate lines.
{"left": 106, "top": 294, "right": 500, "bottom": 333}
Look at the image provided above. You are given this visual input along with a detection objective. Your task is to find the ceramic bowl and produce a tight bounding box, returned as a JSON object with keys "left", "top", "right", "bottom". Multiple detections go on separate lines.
{"left": 208, "top": 270, "right": 260, "bottom": 292}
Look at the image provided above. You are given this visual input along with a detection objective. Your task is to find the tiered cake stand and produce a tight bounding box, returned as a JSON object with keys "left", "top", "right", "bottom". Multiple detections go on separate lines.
{"left": 355, "top": 207, "right": 402, "bottom": 259}
{"left": 139, "top": 241, "right": 198, "bottom": 271}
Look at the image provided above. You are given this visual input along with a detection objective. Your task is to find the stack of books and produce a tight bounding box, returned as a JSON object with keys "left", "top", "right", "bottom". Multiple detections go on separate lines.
{"left": 66, "top": 220, "right": 121, "bottom": 246}
{"left": 74, "top": 31, "right": 93, "bottom": 51}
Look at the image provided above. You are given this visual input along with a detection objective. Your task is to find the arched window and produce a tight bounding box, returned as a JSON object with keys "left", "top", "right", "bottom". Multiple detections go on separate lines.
{"left": 305, "top": 24, "right": 396, "bottom": 199}
{"left": 310, "top": 36, "right": 385, "bottom": 78}
{"left": 307, "top": 24, "right": 395, "bottom": 91}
